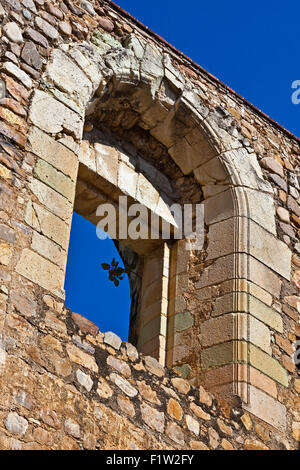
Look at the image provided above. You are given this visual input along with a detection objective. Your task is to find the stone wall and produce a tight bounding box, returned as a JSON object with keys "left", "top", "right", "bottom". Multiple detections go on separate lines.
{"left": 0, "top": 0, "right": 299, "bottom": 450}
{"left": 0, "top": 307, "right": 294, "bottom": 450}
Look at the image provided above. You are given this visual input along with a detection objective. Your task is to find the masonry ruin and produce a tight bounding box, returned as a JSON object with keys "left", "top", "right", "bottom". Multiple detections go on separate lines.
{"left": 0, "top": 0, "right": 299, "bottom": 450}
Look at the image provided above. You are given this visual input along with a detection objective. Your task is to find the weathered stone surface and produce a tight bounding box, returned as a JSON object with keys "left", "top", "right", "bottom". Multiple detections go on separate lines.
{"left": 29, "top": 90, "right": 83, "bottom": 138}
{"left": 13, "top": 390, "right": 33, "bottom": 410}
{"left": 109, "top": 373, "right": 137, "bottom": 397}
{"left": 171, "top": 377, "right": 190, "bottom": 394}
{"left": 31, "top": 230, "right": 66, "bottom": 270}
{"left": 97, "top": 378, "right": 113, "bottom": 399}
{"left": 107, "top": 356, "right": 131, "bottom": 377}
{"left": 45, "top": 310, "right": 67, "bottom": 334}
{"left": 98, "top": 17, "right": 114, "bottom": 32}
{"left": 104, "top": 331, "right": 122, "bottom": 350}
{"left": 190, "top": 403, "right": 211, "bottom": 421}
{"left": 25, "top": 201, "right": 70, "bottom": 250}
{"left": 16, "top": 248, "right": 64, "bottom": 295}
{"left": 27, "top": 127, "right": 78, "bottom": 181}
{"left": 117, "top": 395, "right": 135, "bottom": 418}
{"left": 276, "top": 206, "right": 290, "bottom": 223}
{"left": 185, "top": 415, "right": 199, "bottom": 436}
{"left": 221, "top": 439, "right": 234, "bottom": 450}
{"left": 124, "top": 342, "right": 139, "bottom": 362}
{"left": 64, "top": 418, "right": 80, "bottom": 439}
{"left": 200, "top": 313, "right": 272, "bottom": 354}
{"left": 10, "top": 289, "right": 37, "bottom": 317}
{"left": 208, "top": 427, "right": 220, "bottom": 449}
{"left": 174, "top": 311, "right": 194, "bottom": 332}
{"left": 140, "top": 403, "right": 164, "bottom": 433}
{"left": 292, "top": 422, "right": 300, "bottom": 442}
{"left": 190, "top": 440, "right": 209, "bottom": 450}
{"left": 244, "top": 439, "right": 269, "bottom": 450}
{"left": 144, "top": 355, "right": 164, "bottom": 377}
{"left": 261, "top": 157, "right": 284, "bottom": 177}
{"left": 34, "top": 159, "right": 75, "bottom": 201}
{"left": 45, "top": 49, "right": 93, "bottom": 107}
{"left": 40, "top": 408, "right": 60, "bottom": 429}
{"left": 72, "top": 312, "right": 99, "bottom": 336}
{"left": 244, "top": 386, "right": 286, "bottom": 432}
{"left": 59, "top": 21, "right": 72, "bottom": 36}
{"left": 1, "top": 62, "right": 32, "bottom": 89}
{"left": 0, "top": 224, "right": 16, "bottom": 244}
{"left": 4, "top": 22, "right": 23, "bottom": 43}
{"left": 29, "top": 177, "right": 71, "bottom": 223}
{"left": 25, "top": 26, "right": 49, "bottom": 48}
{"left": 22, "top": 0, "right": 37, "bottom": 13}
{"left": 76, "top": 369, "right": 93, "bottom": 392}
{"left": 66, "top": 343, "right": 98, "bottom": 372}
{"left": 35, "top": 17, "right": 59, "bottom": 40}
{"left": 21, "top": 41, "right": 42, "bottom": 70}
{"left": 50, "top": 353, "right": 72, "bottom": 377}
{"left": 137, "top": 380, "right": 161, "bottom": 405}
{"left": 217, "top": 418, "right": 233, "bottom": 437}
{"left": 166, "top": 422, "right": 184, "bottom": 445}
{"left": 199, "top": 385, "right": 213, "bottom": 407}
{"left": 5, "top": 412, "right": 28, "bottom": 436}
{"left": 167, "top": 398, "right": 183, "bottom": 421}
{"left": 255, "top": 423, "right": 270, "bottom": 442}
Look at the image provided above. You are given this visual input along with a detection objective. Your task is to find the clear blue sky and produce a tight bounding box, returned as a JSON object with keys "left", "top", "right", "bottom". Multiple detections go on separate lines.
{"left": 65, "top": 0, "right": 300, "bottom": 341}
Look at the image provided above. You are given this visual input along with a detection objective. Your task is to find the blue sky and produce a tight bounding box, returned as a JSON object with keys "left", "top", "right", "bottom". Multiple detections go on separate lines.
{"left": 65, "top": 0, "right": 300, "bottom": 341}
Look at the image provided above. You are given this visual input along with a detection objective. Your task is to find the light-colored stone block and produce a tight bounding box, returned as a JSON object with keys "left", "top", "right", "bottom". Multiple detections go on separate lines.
{"left": 27, "top": 127, "right": 78, "bottom": 180}
{"left": 78, "top": 140, "right": 96, "bottom": 173}
{"left": 31, "top": 231, "right": 66, "bottom": 270}
{"left": 66, "top": 344, "right": 98, "bottom": 373}
{"left": 243, "top": 385, "right": 286, "bottom": 432}
{"left": 94, "top": 142, "right": 118, "bottom": 187}
{"left": 29, "top": 177, "right": 73, "bottom": 222}
{"left": 206, "top": 218, "right": 292, "bottom": 280}
{"left": 204, "top": 187, "right": 276, "bottom": 235}
{"left": 196, "top": 254, "right": 282, "bottom": 299}
{"left": 16, "top": 248, "right": 64, "bottom": 295}
{"left": 34, "top": 159, "right": 75, "bottom": 202}
{"left": 45, "top": 49, "right": 93, "bottom": 107}
{"left": 136, "top": 173, "right": 159, "bottom": 212}
{"left": 25, "top": 202, "right": 70, "bottom": 250}
{"left": 29, "top": 90, "right": 83, "bottom": 138}
{"left": 118, "top": 162, "right": 138, "bottom": 198}
{"left": 194, "top": 156, "right": 228, "bottom": 185}
{"left": 249, "top": 343, "right": 288, "bottom": 387}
